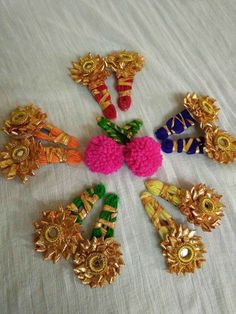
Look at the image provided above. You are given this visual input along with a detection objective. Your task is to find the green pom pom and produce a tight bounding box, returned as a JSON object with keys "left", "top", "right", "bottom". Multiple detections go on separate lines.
{"left": 94, "top": 183, "right": 106, "bottom": 199}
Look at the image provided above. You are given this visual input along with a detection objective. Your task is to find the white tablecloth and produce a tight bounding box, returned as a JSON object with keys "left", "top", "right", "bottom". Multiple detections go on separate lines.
{"left": 0, "top": 1, "right": 236, "bottom": 313}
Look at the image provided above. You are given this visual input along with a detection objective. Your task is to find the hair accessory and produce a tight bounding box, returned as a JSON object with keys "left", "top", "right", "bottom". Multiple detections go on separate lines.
{"left": 140, "top": 192, "right": 206, "bottom": 275}
{"left": 0, "top": 138, "right": 82, "bottom": 182}
{"left": 155, "top": 93, "right": 219, "bottom": 141}
{"left": 74, "top": 193, "right": 124, "bottom": 288}
{"left": 85, "top": 116, "right": 162, "bottom": 176}
{"left": 34, "top": 184, "right": 106, "bottom": 263}
{"left": 161, "top": 137, "right": 205, "bottom": 154}
{"left": 70, "top": 53, "right": 116, "bottom": 120}
{"left": 145, "top": 179, "right": 224, "bottom": 232}
{"left": 106, "top": 51, "right": 144, "bottom": 111}
{"left": 3, "top": 104, "right": 79, "bottom": 148}
{"left": 161, "top": 127, "right": 236, "bottom": 163}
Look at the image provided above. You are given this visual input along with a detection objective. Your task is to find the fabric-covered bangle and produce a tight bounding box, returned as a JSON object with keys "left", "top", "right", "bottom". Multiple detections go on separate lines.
{"left": 145, "top": 179, "right": 224, "bottom": 232}
{"left": 140, "top": 192, "right": 206, "bottom": 275}
{"left": 74, "top": 193, "right": 124, "bottom": 288}
{"left": 3, "top": 104, "right": 80, "bottom": 148}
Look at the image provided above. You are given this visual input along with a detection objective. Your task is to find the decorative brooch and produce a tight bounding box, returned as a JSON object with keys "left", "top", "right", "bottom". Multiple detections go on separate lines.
{"left": 140, "top": 192, "right": 206, "bottom": 275}
{"left": 85, "top": 116, "right": 162, "bottom": 176}
{"left": 33, "top": 184, "right": 124, "bottom": 288}
{"left": 70, "top": 51, "right": 144, "bottom": 119}
{"left": 155, "top": 93, "right": 236, "bottom": 164}
{"left": 145, "top": 179, "right": 224, "bottom": 232}
{"left": 3, "top": 104, "right": 79, "bottom": 148}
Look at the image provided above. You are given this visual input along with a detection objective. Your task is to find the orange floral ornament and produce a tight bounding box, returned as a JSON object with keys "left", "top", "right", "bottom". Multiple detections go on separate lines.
{"left": 204, "top": 126, "right": 236, "bottom": 164}
{"left": 184, "top": 93, "right": 220, "bottom": 128}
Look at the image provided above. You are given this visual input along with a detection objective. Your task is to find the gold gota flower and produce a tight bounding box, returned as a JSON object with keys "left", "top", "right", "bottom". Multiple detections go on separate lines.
{"left": 161, "top": 224, "right": 206, "bottom": 275}
{"left": 70, "top": 53, "right": 109, "bottom": 86}
{"left": 34, "top": 208, "right": 83, "bottom": 263}
{"left": 74, "top": 237, "right": 124, "bottom": 288}
{"left": 0, "top": 138, "right": 40, "bottom": 183}
{"left": 3, "top": 104, "right": 47, "bottom": 138}
{"left": 106, "top": 50, "right": 144, "bottom": 77}
{"left": 184, "top": 93, "right": 220, "bottom": 127}
{"left": 180, "top": 184, "right": 224, "bottom": 232}
{"left": 204, "top": 126, "right": 236, "bottom": 164}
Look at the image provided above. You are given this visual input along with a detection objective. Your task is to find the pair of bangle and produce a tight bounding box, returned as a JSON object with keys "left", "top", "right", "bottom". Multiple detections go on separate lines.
{"left": 155, "top": 93, "right": 236, "bottom": 164}
{"left": 141, "top": 179, "right": 224, "bottom": 275}
{"left": 70, "top": 51, "right": 144, "bottom": 119}
{"left": 0, "top": 104, "right": 81, "bottom": 182}
{"left": 34, "top": 183, "right": 124, "bottom": 288}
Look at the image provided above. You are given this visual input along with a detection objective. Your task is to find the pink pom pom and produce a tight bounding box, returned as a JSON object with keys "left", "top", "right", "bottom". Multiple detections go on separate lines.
{"left": 124, "top": 137, "right": 163, "bottom": 177}
{"left": 85, "top": 136, "right": 124, "bottom": 175}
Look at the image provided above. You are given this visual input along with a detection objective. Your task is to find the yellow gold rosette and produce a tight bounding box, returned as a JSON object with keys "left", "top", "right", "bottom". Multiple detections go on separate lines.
{"left": 3, "top": 104, "right": 47, "bottom": 138}
{"left": 74, "top": 237, "right": 124, "bottom": 288}
{"left": 106, "top": 50, "right": 144, "bottom": 78}
{"left": 34, "top": 208, "right": 83, "bottom": 263}
{"left": 184, "top": 93, "right": 219, "bottom": 127}
{"left": 204, "top": 125, "right": 236, "bottom": 164}
{"left": 0, "top": 138, "right": 41, "bottom": 183}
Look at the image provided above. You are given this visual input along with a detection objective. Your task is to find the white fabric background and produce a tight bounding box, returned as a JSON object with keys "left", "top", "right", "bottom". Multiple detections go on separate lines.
{"left": 0, "top": 1, "right": 236, "bottom": 313}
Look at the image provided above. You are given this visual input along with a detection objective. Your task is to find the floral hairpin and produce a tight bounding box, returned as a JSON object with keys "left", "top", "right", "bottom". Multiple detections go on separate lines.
{"left": 155, "top": 93, "right": 219, "bottom": 140}
{"left": 145, "top": 179, "right": 224, "bottom": 232}
{"left": 3, "top": 104, "right": 79, "bottom": 148}
{"left": 106, "top": 50, "right": 144, "bottom": 111}
{"left": 0, "top": 138, "right": 82, "bottom": 183}
{"left": 161, "top": 126, "right": 236, "bottom": 163}
{"left": 85, "top": 116, "right": 162, "bottom": 176}
{"left": 140, "top": 192, "right": 206, "bottom": 275}
{"left": 33, "top": 184, "right": 106, "bottom": 263}
{"left": 70, "top": 53, "right": 117, "bottom": 120}
{"left": 74, "top": 193, "right": 124, "bottom": 288}
{"left": 155, "top": 93, "right": 236, "bottom": 164}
